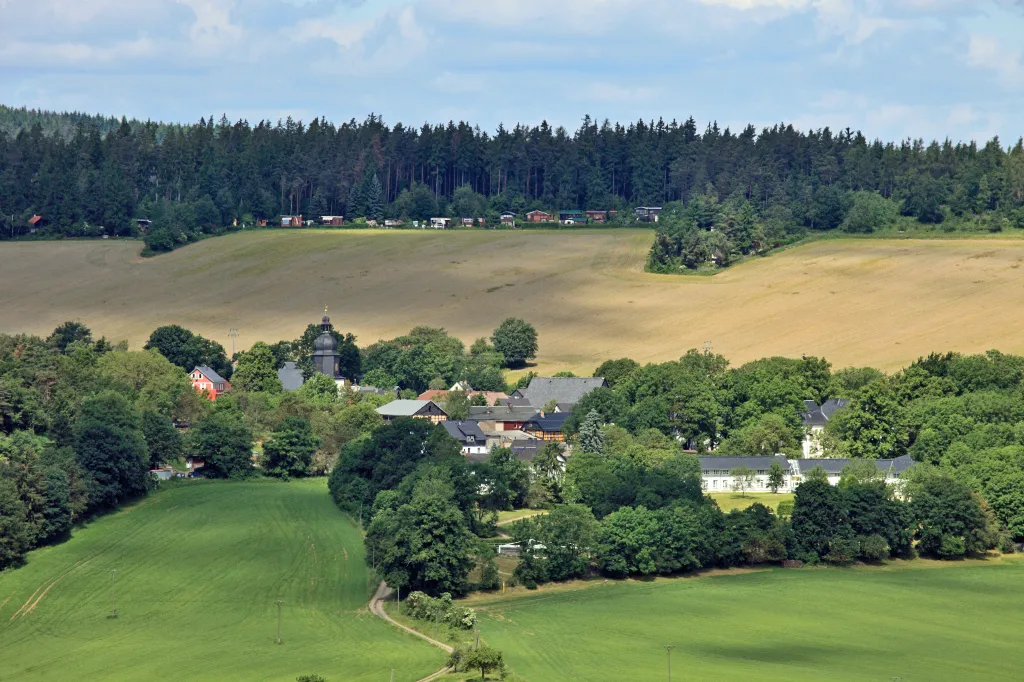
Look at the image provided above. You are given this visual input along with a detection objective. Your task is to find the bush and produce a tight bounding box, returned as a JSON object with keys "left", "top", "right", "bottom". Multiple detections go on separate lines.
{"left": 858, "top": 534, "right": 890, "bottom": 562}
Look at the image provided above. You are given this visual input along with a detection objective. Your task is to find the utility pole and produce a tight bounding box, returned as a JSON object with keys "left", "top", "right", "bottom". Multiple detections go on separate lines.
{"left": 664, "top": 645, "right": 675, "bottom": 682}
{"left": 390, "top": 670, "right": 394, "bottom": 682}
{"left": 228, "top": 328, "right": 239, "bottom": 358}
{"left": 475, "top": 628, "right": 481, "bottom": 650}
{"left": 108, "top": 569, "right": 118, "bottom": 619}
{"left": 274, "top": 600, "right": 284, "bottom": 644}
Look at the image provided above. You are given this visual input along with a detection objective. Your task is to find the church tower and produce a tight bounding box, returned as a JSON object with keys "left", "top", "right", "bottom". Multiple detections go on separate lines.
{"left": 312, "top": 309, "right": 341, "bottom": 379}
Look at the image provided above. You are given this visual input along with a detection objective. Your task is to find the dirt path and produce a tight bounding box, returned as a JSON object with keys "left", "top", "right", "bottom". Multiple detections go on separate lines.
{"left": 369, "top": 581, "right": 452, "bottom": 682}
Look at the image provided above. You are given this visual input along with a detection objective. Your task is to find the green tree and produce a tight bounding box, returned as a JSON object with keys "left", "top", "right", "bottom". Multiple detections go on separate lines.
{"left": 73, "top": 391, "right": 149, "bottom": 511}
{"left": 790, "top": 478, "right": 854, "bottom": 564}
{"left": 841, "top": 191, "right": 899, "bottom": 233}
{"left": 97, "top": 350, "right": 203, "bottom": 421}
{"left": 464, "top": 646, "right": 503, "bottom": 681}
{"left": 577, "top": 410, "right": 605, "bottom": 455}
{"left": 490, "top": 318, "right": 538, "bottom": 368}
{"left": 262, "top": 416, "right": 320, "bottom": 478}
{"left": 140, "top": 410, "right": 183, "bottom": 468}
{"left": 593, "top": 358, "right": 639, "bottom": 388}
{"left": 767, "top": 460, "right": 786, "bottom": 493}
{"left": 187, "top": 412, "right": 254, "bottom": 479}
{"left": 0, "top": 477, "right": 31, "bottom": 569}
{"left": 297, "top": 372, "right": 338, "bottom": 406}
{"left": 909, "top": 472, "right": 993, "bottom": 558}
{"left": 232, "top": 342, "right": 283, "bottom": 393}
{"left": 729, "top": 466, "right": 756, "bottom": 497}
{"left": 46, "top": 321, "right": 92, "bottom": 354}
{"left": 444, "top": 390, "right": 470, "bottom": 420}
{"left": 145, "top": 325, "right": 232, "bottom": 379}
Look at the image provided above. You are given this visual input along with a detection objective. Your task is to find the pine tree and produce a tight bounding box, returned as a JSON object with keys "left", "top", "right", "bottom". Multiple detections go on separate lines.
{"left": 577, "top": 410, "right": 605, "bottom": 455}
{"left": 366, "top": 174, "right": 384, "bottom": 221}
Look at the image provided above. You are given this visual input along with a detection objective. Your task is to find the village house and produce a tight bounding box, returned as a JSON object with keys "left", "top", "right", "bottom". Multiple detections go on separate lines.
{"left": 321, "top": 215, "right": 344, "bottom": 226}
{"left": 526, "top": 210, "right": 554, "bottom": 223}
{"left": 465, "top": 404, "right": 538, "bottom": 433}
{"left": 376, "top": 400, "right": 448, "bottom": 423}
{"left": 500, "top": 212, "right": 517, "bottom": 226}
{"left": 522, "top": 411, "right": 570, "bottom": 442}
{"left": 585, "top": 210, "right": 609, "bottom": 223}
{"left": 558, "top": 210, "right": 588, "bottom": 225}
{"left": 801, "top": 399, "right": 850, "bottom": 457}
{"left": 280, "top": 215, "right": 303, "bottom": 227}
{"left": 634, "top": 206, "right": 663, "bottom": 223}
{"left": 418, "top": 381, "right": 508, "bottom": 406}
{"left": 442, "top": 420, "right": 489, "bottom": 456}
{"left": 189, "top": 366, "right": 230, "bottom": 401}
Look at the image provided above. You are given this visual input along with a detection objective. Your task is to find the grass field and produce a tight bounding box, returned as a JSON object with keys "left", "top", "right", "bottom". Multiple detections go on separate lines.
{"left": 709, "top": 492, "right": 794, "bottom": 512}
{"left": 6, "top": 230, "right": 1024, "bottom": 372}
{"left": 471, "top": 558, "right": 1024, "bottom": 681}
{"left": 0, "top": 479, "right": 443, "bottom": 682}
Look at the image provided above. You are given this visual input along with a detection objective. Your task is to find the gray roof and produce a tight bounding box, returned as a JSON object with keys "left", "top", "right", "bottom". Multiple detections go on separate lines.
{"left": 801, "top": 399, "right": 850, "bottom": 427}
{"left": 277, "top": 362, "right": 305, "bottom": 392}
{"left": 797, "top": 455, "right": 916, "bottom": 476}
{"left": 194, "top": 366, "right": 227, "bottom": 384}
{"left": 442, "top": 420, "right": 487, "bottom": 445}
{"left": 523, "top": 412, "right": 571, "bottom": 433}
{"left": 699, "top": 455, "right": 791, "bottom": 473}
{"left": 466, "top": 405, "right": 539, "bottom": 422}
{"left": 510, "top": 441, "right": 543, "bottom": 462}
{"left": 376, "top": 400, "right": 443, "bottom": 417}
{"left": 517, "top": 377, "right": 608, "bottom": 408}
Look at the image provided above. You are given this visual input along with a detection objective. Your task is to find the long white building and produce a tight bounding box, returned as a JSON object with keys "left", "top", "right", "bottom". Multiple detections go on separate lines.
{"left": 698, "top": 454, "right": 915, "bottom": 494}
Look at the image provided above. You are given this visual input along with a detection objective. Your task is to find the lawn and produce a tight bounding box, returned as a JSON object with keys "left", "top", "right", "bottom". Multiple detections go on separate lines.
{"left": 470, "top": 558, "right": 1024, "bottom": 681}
{"left": 497, "top": 509, "right": 549, "bottom": 525}
{"left": 710, "top": 492, "right": 794, "bottom": 512}
{"left": 5, "top": 231, "right": 1024, "bottom": 373}
{"left": 0, "top": 478, "right": 443, "bottom": 682}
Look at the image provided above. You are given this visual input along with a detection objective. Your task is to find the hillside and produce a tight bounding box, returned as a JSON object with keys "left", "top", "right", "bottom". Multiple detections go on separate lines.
{"left": 4, "top": 230, "right": 1024, "bottom": 373}
{"left": 0, "top": 479, "right": 443, "bottom": 682}
{"left": 472, "top": 559, "right": 1024, "bottom": 681}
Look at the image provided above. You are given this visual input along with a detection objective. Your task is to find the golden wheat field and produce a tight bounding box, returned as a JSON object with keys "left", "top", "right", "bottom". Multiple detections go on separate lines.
{"left": 2, "top": 229, "right": 1024, "bottom": 374}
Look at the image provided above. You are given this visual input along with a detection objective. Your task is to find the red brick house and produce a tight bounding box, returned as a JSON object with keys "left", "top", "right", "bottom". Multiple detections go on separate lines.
{"left": 190, "top": 366, "right": 231, "bottom": 401}
{"left": 526, "top": 210, "right": 554, "bottom": 223}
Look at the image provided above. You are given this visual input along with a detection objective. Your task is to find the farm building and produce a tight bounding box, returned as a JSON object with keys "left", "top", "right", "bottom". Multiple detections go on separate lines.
{"left": 634, "top": 206, "right": 663, "bottom": 223}
{"left": 189, "top": 366, "right": 230, "bottom": 401}
{"left": 508, "top": 376, "right": 607, "bottom": 410}
{"left": 384, "top": 219, "right": 403, "bottom": 227}
{"left": 461, "top": 217, "right": 474, "bottom": 226}
{"left": 277, "top": 361, "right": 305, "bottom": 391}
{"left": 585, "top": 210, "right": 609, "bottom": 223}
{"left": 430, "top": 217, "right": 451, "bottom": 229}
{"left": 442, "top": 420, "right": 489, "bottom": 456}
{"left": 280, "top": 215, "right": 303, "bottom": 227}
{"left": 321, "top": 216, "right": 344, "bottom": 226}
{"left": 800, "top": 399, "right": 850, "bottom": 457}
{"left": 559, "top": 210, "right": 587, "bottom": 225}
{"left": 465, "top": 405, "right": 538, "bottom": 432}
{"left": 526, "top": 210, "right": 555, "bottom": 223}
{"left": 500, "top": 212, "right": 517, "bottom": 226}
{"left": 376, "top": 400, "right": 448, "bottom": 423}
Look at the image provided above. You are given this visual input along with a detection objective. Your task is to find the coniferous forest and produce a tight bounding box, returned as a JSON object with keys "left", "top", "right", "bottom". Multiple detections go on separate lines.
{"left": 1, "top": 105, "right": 1023, "bottom": 267}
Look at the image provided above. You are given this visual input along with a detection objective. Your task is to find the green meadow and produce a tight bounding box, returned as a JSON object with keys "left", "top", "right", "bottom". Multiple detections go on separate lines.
{"left": 0, "top": 479, "right": 443, "bottom": 682}
{"left": 471, "top": 558, "right": 1024, "bottom": 681}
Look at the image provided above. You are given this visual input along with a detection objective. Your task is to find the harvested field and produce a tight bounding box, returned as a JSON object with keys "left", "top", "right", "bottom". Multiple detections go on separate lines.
{"left": 4, "top": 230, "right": 1024, "bottom": 373}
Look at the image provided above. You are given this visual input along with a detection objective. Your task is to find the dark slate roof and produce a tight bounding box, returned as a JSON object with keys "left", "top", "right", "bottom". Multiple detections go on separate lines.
{"left": 442, "top": 420, "right": 487, "bottom": 445}
{"left": 466, "top": 405, "right": 539, "bottom": 422}
{"left": 277, "top": 362, "right": 305, "bottom": 392}
{"left": 511, "top": 440, "right": 543, "bottom": 462}
{"left": 519, "top": 377, "right": 607, "bottom": 408}
{"left": 796, "top": 455, "right": 916, "bottom": 476}
{"left": 801, "top": 399, "right": 850, "bottom": 427}
{"left": 194, "top": 366, "right": 227, "bottom": 384}
{"left": 699, "top": 455, "right": 791, "bottom": 472}
{"left": 523, "top": 411, "right": 571, "bottom": 433}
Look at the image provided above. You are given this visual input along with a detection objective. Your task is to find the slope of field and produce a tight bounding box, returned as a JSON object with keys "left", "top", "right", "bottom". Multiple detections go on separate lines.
{"left": 4, "top": 230, "right": 1024, "bottom": 372}
{"left": 0, "top": 479, "right": 442, "bottom": 682}
{"left": 473, "top": 559, "right": 1024, "bottom": 681}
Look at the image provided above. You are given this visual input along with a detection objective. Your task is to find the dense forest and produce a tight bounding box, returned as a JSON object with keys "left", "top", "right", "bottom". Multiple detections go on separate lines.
{"left": 0, "top": 105, "right": 1022, "bottom": 264}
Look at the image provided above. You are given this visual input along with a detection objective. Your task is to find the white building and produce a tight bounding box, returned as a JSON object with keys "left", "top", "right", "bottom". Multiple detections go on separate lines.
{"left": 441, "top": 420, "right": 489, "bottom": 456}
{"left": 698, "top": 455, "right": 915, "bottom": 494}
{"left": 800, "top": 399, "right": 850, "bottom": 458}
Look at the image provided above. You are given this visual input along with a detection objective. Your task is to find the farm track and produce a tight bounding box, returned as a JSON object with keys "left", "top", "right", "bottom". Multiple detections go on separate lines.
{"left": 369, "top": 581, "right": 453, "bottom": 682}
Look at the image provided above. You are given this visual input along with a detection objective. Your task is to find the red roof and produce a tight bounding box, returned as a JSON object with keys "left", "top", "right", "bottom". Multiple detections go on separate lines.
{"left": 28, "top": 215, "right": 43, "bottom": 225}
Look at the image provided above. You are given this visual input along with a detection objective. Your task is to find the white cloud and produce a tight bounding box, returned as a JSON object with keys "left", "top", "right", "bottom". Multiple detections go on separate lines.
{"left": 967, "top": 33, "right": 1024, "bottom": 88}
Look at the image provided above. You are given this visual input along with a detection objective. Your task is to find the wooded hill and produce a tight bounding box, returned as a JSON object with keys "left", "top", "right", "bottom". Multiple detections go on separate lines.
{"left": 0, "top": 106, "right": 1022, "bottom": 262}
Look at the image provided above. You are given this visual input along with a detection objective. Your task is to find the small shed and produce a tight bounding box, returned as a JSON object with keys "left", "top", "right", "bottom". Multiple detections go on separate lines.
{"left": 430, "top": 217, "right": 451, "bottom": 229}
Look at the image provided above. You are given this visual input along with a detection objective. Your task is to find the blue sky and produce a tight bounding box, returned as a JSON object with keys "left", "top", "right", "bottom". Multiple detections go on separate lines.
{"left": 2, "top": 0, "right": 1023, "bottom": 143}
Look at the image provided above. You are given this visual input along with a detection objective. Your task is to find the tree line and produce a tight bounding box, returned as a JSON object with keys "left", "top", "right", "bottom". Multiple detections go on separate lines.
{"left": 1, "top": 107, "right": 1021, "bottom": 258}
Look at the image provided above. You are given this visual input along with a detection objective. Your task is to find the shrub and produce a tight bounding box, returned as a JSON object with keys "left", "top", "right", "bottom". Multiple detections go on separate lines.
{"left": 858, "top": 534, "right": 890, "bottom": 562}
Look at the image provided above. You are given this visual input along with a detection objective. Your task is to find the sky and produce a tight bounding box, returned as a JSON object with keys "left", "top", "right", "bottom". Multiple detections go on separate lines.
{"left": 1, "top": 0, "right": 1023, "bottom": 144}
